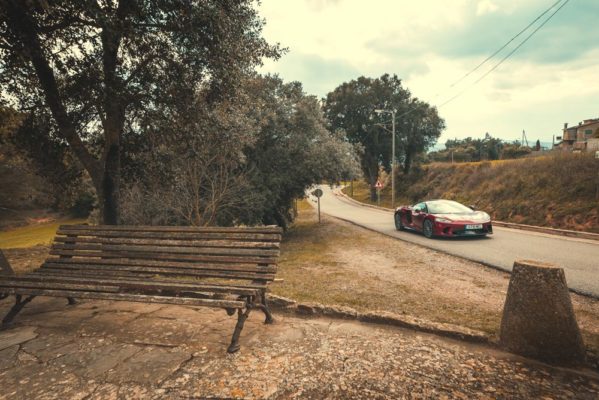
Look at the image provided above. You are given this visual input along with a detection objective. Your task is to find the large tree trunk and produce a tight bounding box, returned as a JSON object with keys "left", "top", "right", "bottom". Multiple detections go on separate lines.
{"left": 102, "top": 144, "right": 121, "bottom": 224}
{"left": 98, "top": 9, "right": 127, "bottom": 225}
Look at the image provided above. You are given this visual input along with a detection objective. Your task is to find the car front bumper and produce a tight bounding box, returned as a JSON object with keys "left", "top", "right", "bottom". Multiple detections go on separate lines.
{"left": 434, "top": 221, "right": 493, "bottom": 237}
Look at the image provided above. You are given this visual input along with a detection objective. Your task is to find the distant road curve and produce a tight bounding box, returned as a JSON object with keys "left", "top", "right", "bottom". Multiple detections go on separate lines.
{"left": 309, "top": 185, "right": 599, "bottom": 298}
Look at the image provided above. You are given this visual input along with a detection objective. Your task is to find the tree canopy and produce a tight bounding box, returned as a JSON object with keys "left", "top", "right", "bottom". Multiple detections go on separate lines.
{"left": 0, "top": 0, "right": 281, "bottom": 223}
{"left": 323, "top": 74, "right": 444, "bottom": 199}
{"left": 118, "top": 75, "right": 360, "bottom": 228}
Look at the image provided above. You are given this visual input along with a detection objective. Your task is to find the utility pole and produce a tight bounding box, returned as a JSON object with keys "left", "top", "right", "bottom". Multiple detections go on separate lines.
{"left": 391, "top": 109, "right": 396, "bottom": 209}
{"left": 522, "top": 130, "right": 529, "bottom": 147}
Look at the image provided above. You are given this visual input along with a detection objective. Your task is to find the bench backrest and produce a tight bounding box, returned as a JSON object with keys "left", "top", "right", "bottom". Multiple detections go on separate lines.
{"left": 42, "top": 225, "right": 282, "bottom": 285}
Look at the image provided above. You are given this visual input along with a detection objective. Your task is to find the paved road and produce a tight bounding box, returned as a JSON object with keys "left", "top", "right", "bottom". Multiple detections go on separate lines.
{"left": 310, "top": 185, "right": 599, "bottom": 297}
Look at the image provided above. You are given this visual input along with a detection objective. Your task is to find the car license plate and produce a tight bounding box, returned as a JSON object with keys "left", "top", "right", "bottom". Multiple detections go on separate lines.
{"left": 465, "top": 224, "right": 483, "bottom": 230}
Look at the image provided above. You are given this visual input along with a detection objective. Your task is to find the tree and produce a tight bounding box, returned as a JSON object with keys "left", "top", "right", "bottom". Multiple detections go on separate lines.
{"left": 399, "top": 98, "right": 445, "bottom": 173}
{"left": 118, "top": 75, "right": 360, "bottom": 228}
{"left": 0, "top": 1, "right": 280, "bottom": 224}
{"left": 243, "top": 75, "right": 361, "bottom": 227}
{"left": 323, "top": 74, "right": 443, "bottom": 200}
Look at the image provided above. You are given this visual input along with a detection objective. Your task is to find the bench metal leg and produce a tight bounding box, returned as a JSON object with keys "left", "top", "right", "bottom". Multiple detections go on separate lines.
{"left": 1, "top": 295, "right": 36, "bottom": 329}
{"left": 225, "top": 307, "right": 236, "bottom": 316}
{"left": 260, "top": 292, "right": 274, "bottom": 324}
{"left": 227, "top": 307, "right": 251, "bottom": 353}
{"left": 67, "top": 297, "right": 77, "bottom": 305}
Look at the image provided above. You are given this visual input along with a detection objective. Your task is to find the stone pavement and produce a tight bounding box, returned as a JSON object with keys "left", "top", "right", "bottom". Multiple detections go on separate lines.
{"left": 0, "top": 297, "right": 598, "bottom": 399}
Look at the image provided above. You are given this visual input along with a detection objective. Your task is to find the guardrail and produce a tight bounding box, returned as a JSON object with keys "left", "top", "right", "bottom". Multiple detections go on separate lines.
{"left": 333, "top": 187, "right": 599, "bottom": 242}
{"left": 491, "top": 221, "right": 599, "bottom": 241}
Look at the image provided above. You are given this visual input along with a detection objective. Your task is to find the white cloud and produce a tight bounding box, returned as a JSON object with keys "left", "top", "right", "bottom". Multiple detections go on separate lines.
{"left": 257, "top": 0, "right": 599, "bottom": 144}
{"left": 476, "top": 0, "right": 499, "bottom": 16}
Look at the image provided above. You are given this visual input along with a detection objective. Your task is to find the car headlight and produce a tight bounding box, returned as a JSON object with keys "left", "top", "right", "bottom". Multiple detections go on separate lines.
{"left": 480, "top": 212, "right": 491, "bottom": 222}
{"left": 436, "top": 217, "right": 453, "bottom": 223}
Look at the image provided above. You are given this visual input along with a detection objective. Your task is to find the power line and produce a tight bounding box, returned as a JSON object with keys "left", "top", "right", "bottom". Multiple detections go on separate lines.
{"left": 438, "top": 0, "right": 571, "bottom": 108}
{"left": 380, "top": 1, "right": 571, "bottom": 121}
{"left": 448, "top": 0, "right": 565, "bottom": 89}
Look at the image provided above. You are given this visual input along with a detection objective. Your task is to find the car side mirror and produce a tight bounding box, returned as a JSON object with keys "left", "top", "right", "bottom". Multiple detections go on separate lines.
{"left": 469, "top": 205, "right": 476, "bottom": 211}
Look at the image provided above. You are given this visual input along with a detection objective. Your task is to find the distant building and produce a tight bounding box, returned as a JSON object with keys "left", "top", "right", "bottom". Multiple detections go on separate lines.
{"left": 555, "top": 118, "right": 599, "bottom": 152}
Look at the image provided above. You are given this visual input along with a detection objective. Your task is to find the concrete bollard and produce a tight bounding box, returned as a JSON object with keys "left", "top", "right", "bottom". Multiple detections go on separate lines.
{"left": 500, "top": 260, "right": 586, "bottom": 365}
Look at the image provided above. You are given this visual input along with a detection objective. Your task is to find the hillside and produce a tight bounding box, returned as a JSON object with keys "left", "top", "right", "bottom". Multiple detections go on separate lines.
{"left": 345, "top": 153, "right": 599, "bottom": 233}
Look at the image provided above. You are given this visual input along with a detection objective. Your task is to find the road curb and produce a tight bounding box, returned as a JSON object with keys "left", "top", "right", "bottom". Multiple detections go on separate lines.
{"left": 335, "top": 188, "right": 599, "bottom": 242}
{"left": 267, "top": 294, "right": 491, "bottom": 345}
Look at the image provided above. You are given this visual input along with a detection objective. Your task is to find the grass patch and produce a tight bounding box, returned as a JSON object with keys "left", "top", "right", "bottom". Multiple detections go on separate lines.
{"left": 0, "top": 218, "right": 86, "bottom": 249}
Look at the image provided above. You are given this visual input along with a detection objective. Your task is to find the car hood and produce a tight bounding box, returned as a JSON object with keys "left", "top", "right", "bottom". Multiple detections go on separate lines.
{"left": 434, "top": 212, "right": 490, "bottom": 223}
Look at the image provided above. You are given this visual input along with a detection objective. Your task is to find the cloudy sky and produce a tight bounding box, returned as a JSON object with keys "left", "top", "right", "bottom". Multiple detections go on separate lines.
{"left": 257, "top": 0, "right": 598, "bottom": 146}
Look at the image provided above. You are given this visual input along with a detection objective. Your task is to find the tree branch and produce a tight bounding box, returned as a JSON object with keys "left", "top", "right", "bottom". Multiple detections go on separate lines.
{"left": 4, "top": 1, "right": 102, "bottom": 187}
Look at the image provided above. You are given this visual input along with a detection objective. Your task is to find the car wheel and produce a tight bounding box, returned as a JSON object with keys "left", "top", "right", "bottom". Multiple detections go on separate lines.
{"left": 423, "top": 219, "right": 434, "bottom": 239}
{"left": 394, "top": 213, "right": 405, "bottom": 231}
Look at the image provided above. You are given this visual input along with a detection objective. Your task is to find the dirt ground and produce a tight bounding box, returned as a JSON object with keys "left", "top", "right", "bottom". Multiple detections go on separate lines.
{"left": 273, "top": 201, "right": 599, "bottom": 353}
{"left": 1, "top": 297, "right": 598, "bottom": 399}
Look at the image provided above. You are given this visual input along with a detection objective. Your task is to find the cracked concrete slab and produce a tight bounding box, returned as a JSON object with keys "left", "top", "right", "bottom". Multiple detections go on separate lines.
{"left": 0, "top": 345, "right": 19, "bottom": 371}
{"left": 0, "top": 326, "right": 37, "bottom": 350}
{"left": 0, "top": 296, "right": 598, "bottom": 399}
{"left": 53, "top": 343, "right": 141, "bottom": 378}
{"left": 105, "top": 346, "right": 191, "bottom": 385}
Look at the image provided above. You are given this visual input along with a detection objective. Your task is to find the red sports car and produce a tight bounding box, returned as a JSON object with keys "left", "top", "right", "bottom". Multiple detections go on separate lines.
{"left": 394, "top": 199, "right": 493, "bottom": 238}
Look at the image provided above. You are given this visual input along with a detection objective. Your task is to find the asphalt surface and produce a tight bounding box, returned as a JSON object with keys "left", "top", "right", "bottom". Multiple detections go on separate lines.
{"left": 310, "top": 185, "right": 599, "bottom": 297}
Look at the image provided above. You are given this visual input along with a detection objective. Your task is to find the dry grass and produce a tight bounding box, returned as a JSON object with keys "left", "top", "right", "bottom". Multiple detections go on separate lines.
{"left": 274, "top": 199, "right": 599, "bottom": 351}
{"left": 0, "top": 218, "right": 86, "bottom": 249}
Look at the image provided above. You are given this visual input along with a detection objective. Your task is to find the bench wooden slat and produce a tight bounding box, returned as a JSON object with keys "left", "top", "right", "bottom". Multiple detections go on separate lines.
{"left": 1, "top": 275, "right": 259, "bottom": 296}
{"left": 0, "top": 280, "right": 120, "bottom": 293}
{"left": 56, "top": 229, "right": 281, "bottom": 242}
{"left": 44, "top": 257, "right": 277, "bottom": 273}
{"left": 0, "top": 288, "right": 245, "bottom": 308}
{"left": 59, "top": 224, "right": 282, "bottom": 234}
{"left": 53, "top": 236, "right": 280, "bottom": 249}
{"left": 42, "top": 263, "right": 275, "bottom": 281}
{"left": 49, "top": 249, "right": 277, "bottom": 265}
{"left": 51, "top": 243, "right": 280, "bottom": 257}
{"left": 30, "top": 269, "right": 269, "bottom": 290}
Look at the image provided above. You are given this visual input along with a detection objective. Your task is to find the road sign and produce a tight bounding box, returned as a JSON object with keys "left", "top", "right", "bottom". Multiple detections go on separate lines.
{"left": 375, "top": 180, "right": 383, "bottom": 189}
{"left": 311, "top": 188, "right": 323, "bottom": 223}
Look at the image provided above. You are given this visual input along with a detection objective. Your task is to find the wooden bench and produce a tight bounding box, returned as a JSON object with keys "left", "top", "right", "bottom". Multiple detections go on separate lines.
{"left": 0, "top": 224, "right": 282, "bottom": 353}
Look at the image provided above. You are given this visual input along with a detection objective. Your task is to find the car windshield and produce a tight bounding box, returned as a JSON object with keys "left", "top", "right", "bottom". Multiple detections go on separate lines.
{"left": 425, "top": 200, "right": 473, "bottom": 214}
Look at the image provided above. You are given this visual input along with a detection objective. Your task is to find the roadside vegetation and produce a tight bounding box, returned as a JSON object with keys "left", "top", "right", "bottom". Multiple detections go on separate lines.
{"left": 427, "top": 133, "right": 538, "bottom": 163}
{"left": 344, "top": 152, "right": 599, "bottom": 233}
